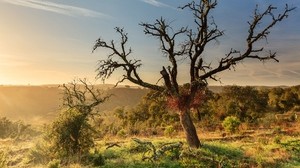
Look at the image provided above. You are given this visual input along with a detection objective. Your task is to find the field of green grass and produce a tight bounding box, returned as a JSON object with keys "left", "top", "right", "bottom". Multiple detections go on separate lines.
{"left": 1, "top": 126, "right": 299, "bottom": 168}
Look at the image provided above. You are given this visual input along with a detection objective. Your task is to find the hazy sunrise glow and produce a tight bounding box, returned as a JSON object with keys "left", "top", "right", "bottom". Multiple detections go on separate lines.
{"left": 0, "top": 0, "right": 299, "bottom": 86}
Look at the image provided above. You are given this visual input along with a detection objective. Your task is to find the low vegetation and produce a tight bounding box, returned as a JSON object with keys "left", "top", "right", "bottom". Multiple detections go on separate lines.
{"left": 0, "top": 84, "right": 300, "bottom": 167}
{"left": 1, "top": 128, "right": 300, "bottom": 167}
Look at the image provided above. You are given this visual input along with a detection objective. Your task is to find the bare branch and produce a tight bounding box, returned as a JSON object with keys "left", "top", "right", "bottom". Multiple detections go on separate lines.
{"left": 93, "top": 1, "right": 294, "bottom": 113}
{"left": 199, "top": 3, "right": 295, "bottom": 81}
{"left": 140, "top": 18, "right": 188, "bottom": 94}
{"left": 93, "top": 27, "right": 164, "bottom": 92}
{"left": 92, "top": 1, "right": 295, "bottom": 148}
{"left": 180, "top": 0, "right": 224, "bottom": 93}
{"left": 60, "top": 79, "right": 110, "bottom": 114}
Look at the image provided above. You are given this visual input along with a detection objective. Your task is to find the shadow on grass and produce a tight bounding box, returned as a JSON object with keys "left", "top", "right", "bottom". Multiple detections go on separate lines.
{"left": 186, "top": 141, "right": 256, "bottom": 167}
{"left": 202, "top": 142, "right": 244, "bottom": 160}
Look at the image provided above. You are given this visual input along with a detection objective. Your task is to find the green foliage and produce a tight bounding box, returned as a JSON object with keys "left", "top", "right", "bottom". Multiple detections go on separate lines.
{"left": 113, "top": 91, "right": 179, "bottom": 136}
{"left": 24, "top": 135, "right": 300, "bottom": 167}
{"left": 274, "top": 135, "right": 282, "bottom": 144}
{"left": 268, "top": 86, "right": 300, "bottom": 112}
{"left": 268, "top": 87, "right": 285, "bottom": 111}
{"left": 131, "top": 138, "right": 183, "bottom": 163}
{"left": 117, "top": 129, "right": 127, "bottom": 138}
{"left": 47, "top": 159, "right": 60, "bottom": 168}
{"left": 88, "top": 150, "right": 105, "bottom": 167}
{"left": 180, "top": 141, "right": 247, "bottom": 167}
{"left": 107, "top": 85, "right": 300, "bottom": 136}
{"left": 280, "top": 139, "right": 300, "bottom": 155}
{"left": 213, "top": 86, "right": 267, "bottom": 122}
{"left": 42, "top": 79, "right": 109, "bottom": 166}
{"left": 50, "top": 108, "right": 95, "bottom": 158}
{"left": 222, "top": 116, "right": 241, "bottom": 133}
{"left": 164, "top": 125, "right": 175, "bottom": 137}
{"left": 278, "top": 139, "right": 300, "bottom": 167}
{"left": 103, "top": 149, "right": 121, "bottom": 160}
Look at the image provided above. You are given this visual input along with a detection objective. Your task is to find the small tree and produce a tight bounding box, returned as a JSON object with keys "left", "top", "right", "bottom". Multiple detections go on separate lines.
{"left": 93, "top": 0, "right": 295, "bottom": 148}
{"left": 50, "top": 79, "right": 109, "bottom": 159}
{"left": 222, "top": 116, "right": 241, "bottom": 134}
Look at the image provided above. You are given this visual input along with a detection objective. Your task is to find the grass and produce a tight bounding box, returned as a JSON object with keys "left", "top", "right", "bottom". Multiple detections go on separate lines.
{"left": 91, "top": 135, "right": 299, "bottom": 168}
{"left": 1, "top": 128, "right": 300, "bottom": 167}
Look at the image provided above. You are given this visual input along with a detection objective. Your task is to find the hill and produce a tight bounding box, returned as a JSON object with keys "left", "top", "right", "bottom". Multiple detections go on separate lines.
{"left": 0, "top": 85, "right": 148, "bottom": 125}
{"left": 1, "top": 84, "right": 285, "bottom": 125}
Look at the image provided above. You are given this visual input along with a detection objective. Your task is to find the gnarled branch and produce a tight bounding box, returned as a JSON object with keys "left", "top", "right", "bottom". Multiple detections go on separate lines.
{"left": 93, "top": 27, "right": 164, "bottom": 92}
{"left": 199, "top": 3, "right": 295, "bottom": 82}
{"left": 61, "top": 78, "right": 110, "bottom": 114}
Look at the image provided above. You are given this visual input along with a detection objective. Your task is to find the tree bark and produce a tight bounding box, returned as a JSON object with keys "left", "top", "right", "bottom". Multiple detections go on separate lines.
{"left": 179, "top": 109, "right": 201, "bottom": 148}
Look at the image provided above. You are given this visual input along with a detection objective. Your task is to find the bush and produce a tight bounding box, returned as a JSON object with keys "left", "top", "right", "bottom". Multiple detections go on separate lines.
{"left": 50, "top": 108, "right": 95, "bottom": 158}
{"left": 88, "top": 151, "right": 105, "bottom": 167}
{"left": 47, "top": 159, "right": 60, "bottom": 168}
{"left": 117, "top": 129, "right": 127, "bottom": 138}
{"left": 222, "top": 116, "right": 241, "bottom": 133}
{"left": 164, "top": 125, "right": 175, "bottom": 137}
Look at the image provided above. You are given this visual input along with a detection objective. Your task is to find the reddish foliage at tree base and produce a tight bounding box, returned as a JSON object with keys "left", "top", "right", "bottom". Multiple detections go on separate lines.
{"left": 167, "top": 88, "right": 205, "bottom": 112}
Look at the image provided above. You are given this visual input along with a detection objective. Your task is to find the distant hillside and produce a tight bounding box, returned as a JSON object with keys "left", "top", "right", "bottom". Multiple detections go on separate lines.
{"left": 98, "top": 87, "right": 149, "bottom": 113}
{"left": 0, "top": 86, "right": 61, "bottom": 124}
{"left": 1, "top": 84, "right": 286, "bottom": 125}
{"left": 0, "top": 85, "right": 148, "bottom": 125}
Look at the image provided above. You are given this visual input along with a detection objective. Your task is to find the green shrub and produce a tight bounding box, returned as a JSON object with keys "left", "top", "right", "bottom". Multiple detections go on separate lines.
{"left": 129, "top": 141, "right": 149, "bottom": 154}
{"left": 164, "top": 125, "right": 175, "bottom": 137}
{"left": 47, "top": 79, "right": 109, "bottom": 162}
{"left": 222, "top": 116, "right": 241, "bottom": 133}
{"left": 274, "top": 135, "right": 282, "bottom": 144}
{"left": 88, "top": 151, "right": 105, "bottom": 167}
{"left": 103, "top": 149, "right": 120, "bottom": 160}
{"left": 117, "top": 129, "right": 127, "bottom": 138}
{"left": 50, "top": 108, "right": 95, "bottom": 158}
{"left": 47, "top": 159, "right": 60, "bottom": 168}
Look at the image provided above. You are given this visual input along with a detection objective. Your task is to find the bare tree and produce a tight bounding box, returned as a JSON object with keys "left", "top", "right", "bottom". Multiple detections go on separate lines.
{"left": 61, "top": 78, "right": 110, "bottom": 114}
{"left": 92, "top": 0, "right": 295, "bottom": 148}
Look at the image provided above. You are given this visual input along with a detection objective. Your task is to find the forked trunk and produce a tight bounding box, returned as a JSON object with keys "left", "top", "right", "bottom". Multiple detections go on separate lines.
{"left": 179, "top": 109, "right": 201, "bottom": 148}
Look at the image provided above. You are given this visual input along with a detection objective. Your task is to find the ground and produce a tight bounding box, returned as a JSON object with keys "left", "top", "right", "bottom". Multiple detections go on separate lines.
{"left": 1, "top": 124, "right": 299, "bottom": 168}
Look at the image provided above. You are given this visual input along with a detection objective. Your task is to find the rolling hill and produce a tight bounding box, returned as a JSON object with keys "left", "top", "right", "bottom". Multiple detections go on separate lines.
{"left": 1, "top": 84, "right": 278, "bottom": 125}
{"left": 0, "top": 85, "right": 148, "bottom": 125}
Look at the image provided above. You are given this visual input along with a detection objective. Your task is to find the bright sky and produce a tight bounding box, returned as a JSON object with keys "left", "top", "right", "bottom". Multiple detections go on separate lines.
{"left": 0, "top": 0, "right": 299, "bottom": 86}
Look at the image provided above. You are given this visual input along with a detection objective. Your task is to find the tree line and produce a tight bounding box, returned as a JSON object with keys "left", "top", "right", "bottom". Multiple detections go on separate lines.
{"left": 105, "top": 85, "right": 300, "bottom": 137}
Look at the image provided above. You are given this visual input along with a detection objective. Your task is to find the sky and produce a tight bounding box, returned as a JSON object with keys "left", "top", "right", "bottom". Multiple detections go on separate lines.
{"left": 0, "top": 0, "right": 299, "bottom": 86}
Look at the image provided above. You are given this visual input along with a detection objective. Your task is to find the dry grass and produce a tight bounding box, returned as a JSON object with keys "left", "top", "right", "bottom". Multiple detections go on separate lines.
{"left": 1, "top": 121, "right": 299, "bottom": 167}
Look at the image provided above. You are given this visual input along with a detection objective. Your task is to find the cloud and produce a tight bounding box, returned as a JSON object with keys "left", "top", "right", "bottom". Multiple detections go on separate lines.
{"left": 141, "top": 0, "right": 175, "bottom": 9}
{"left": 1, "top": 0, "right": 110, "bottom": 18}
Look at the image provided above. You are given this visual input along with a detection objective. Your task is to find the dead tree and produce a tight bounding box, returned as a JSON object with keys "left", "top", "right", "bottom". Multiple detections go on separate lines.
{"left": 61, "top": 78, "right": 110, "bottom": 115}
{"left": 92, "top": 0, "right": 295, "bottom": 148}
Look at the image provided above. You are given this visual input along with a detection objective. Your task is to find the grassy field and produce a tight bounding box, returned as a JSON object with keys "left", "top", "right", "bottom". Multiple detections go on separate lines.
{"left": 1, "top": 125, "right": 299, "bottom": 168}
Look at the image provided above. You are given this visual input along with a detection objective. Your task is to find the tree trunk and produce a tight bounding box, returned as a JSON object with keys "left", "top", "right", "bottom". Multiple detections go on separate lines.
{"left": 179, "top": 109, "right": 201, "bottom": 148}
